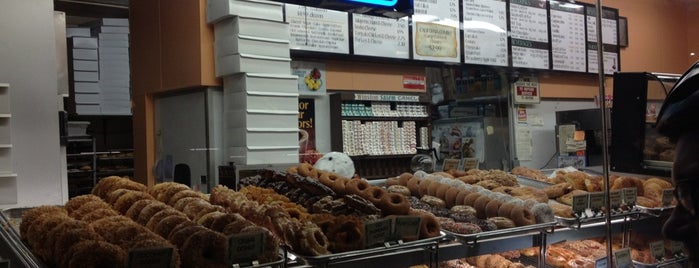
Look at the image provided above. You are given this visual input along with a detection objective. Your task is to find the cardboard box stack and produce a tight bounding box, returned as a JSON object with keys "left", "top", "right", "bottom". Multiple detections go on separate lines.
{"left": 207, "top": 0, "right": 299, "bottom": 165}
{"left": 66, "top": 18, "right": 131, "bottom": 115}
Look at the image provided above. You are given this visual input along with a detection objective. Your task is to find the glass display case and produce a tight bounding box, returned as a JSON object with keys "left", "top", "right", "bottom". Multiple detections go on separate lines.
{"left": 611, "top": 72, "right": 680, "bottom": 177}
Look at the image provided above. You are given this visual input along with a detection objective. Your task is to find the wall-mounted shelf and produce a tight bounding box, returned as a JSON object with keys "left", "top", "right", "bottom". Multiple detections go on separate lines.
{"left": 0, "top": 83, "right": 15, "bottom": 205}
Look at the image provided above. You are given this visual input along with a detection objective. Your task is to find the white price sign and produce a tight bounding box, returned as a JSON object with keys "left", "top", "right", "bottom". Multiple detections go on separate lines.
{"left": 513, "top": 76, "right": 540, "bottom": 104}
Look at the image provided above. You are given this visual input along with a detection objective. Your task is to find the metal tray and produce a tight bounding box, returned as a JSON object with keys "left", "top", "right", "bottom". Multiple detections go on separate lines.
{"left": 443, "top": 221, "right": 556, "bottom": 244}
{"left": 554, "top": 210, "right": 640, "bottom": 228}
{"left": 633, "top": 257, "right": 687, "bottom": 268}
{"left": 293, "top": 231, "right": 446, "bottom": 266}
{"left": 643, "top": 160, "right": 673, "bottom": 169}
{"left": 516, "top": 176, "right": 554, "bottom": 189}
{"left": 637, "top": 205, "right": 675, "bottom": 217}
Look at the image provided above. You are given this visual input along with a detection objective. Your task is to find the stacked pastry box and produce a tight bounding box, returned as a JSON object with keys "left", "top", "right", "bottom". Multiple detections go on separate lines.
{"left": 92, "top": 18, "right": 131, "bottom": 116}
{"left": 207, "top": 0, "right": 299, "bottom": 165}
{"left": 67, "top": 30, "right": 100, "bottom": 115}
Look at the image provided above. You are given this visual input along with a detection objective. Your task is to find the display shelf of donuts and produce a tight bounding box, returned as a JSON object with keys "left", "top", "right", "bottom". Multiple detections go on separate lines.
{"left": 236, "top": 164, "right": 446, "bottom": 267}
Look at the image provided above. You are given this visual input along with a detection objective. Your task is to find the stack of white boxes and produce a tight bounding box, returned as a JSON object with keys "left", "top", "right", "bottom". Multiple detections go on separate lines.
{"left": 93, "top": 18, "right": 131, "bottom": 115}
{"left": 207, "top": 0, "right": 299, "bottom": 165}
{"left": 67, "top": 30, "right": 101, "bottom": 115}
{"left": 66, "top": 18, "right": 130, "bottom": 116}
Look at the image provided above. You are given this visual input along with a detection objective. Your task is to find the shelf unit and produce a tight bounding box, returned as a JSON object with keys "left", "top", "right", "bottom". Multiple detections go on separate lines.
{"left": 0, "top": 83, "right": 17, "bottom": 205}
{"left": 329, "top": 92, "right": 431, "bottom": 179}
{"left": 66, "top": 136, "right": 96, "bottom": 198}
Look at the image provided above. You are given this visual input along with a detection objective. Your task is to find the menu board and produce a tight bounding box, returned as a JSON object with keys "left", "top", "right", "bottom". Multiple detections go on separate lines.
{"left": 509, "top": 0, "right": 550, "bottom": 69}
{"left": 285, "top": 4, "right": 350, "bottom": 54}
{"left": 550, "top": 1, "right": 586, "bottom": 72}
{"left": 586, "top": 6, "right": 619, "bottom": 74}
{"left": 412, "top": 0, "right": 461, "bottom": 63}
{"left": 352, "top": 14, "right": 410, "bottom": 59}
{"left": 462, "top": 0, "right": 508, "bottom": 66}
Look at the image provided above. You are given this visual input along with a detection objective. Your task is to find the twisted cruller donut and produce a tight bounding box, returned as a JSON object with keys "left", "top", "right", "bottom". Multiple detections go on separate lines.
{"left": 379, "top": 192, "right": 410, "bottom": 215}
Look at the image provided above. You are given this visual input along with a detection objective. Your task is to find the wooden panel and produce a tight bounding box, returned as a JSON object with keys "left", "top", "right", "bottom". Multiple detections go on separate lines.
{"left": 160, "top": 0, "right": 203, "bottom": 91}
{"left": 197, "top": 0, "right": 219, "bottom": 87}
{"left": 129, "top": 0, "right": 161, "bottom": 96}
{"left": 325, "top": 60, "right": 425, "bottom": 92}
{"left": 132, "top": 93, "right": 155, "bottom": 186}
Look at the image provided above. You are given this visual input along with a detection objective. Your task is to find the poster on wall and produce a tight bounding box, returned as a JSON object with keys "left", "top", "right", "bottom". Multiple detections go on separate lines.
{"left": 411, "top": 0, "right": 461, "bottom": 63}
{"left": 509, "top": 0, "right": 550, "bottom": 69}
{"left": 550, "top": 0, "right": 587, "bottom": 72}
{"left": 352, "top": 13, "right": 410, "bottom": 59}
{"left": 462, "top": 0, "right": 509, "bottom": 67}
{"left": 432, "top": 120, "right": 485, "bottom": 166}
{"left": 292, "top": 61, "right": 326, "bottom": 96}
{"left": 513, "top": 76, "right": 541, "bottom": 104}
{"left": 285, "top": 4, "right": 350, "bottom": 54}
{"left": 299, "top": 98, "right": 320, "bottom": 164}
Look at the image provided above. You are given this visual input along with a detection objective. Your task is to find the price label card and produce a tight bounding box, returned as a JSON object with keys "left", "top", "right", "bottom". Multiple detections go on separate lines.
{"left": 589, "top": 192, "right": 605, "bottom": 212}
{"left": 365, "top": 218, "right": 392, "bottom": 247}
{"left": 662, "top": 189, "right": 675, "bottom": 207}
{"left": 671, "top": 240, "right": 685, "bottom": 256}
{"left": 609, "top": 190, "right": 622, "bottom": 210}
{"left": 393, "top": 216, "right": 421, "bottom": 241}
{"left": 572, "top": 193, "right": 589, "bottom": 216}
{"left": 443, "top": 159, "right": 460, "bottom": 172}
{"left": 650, "top": 241, "right": 665, "bottom": 262}
{"left": 613, "top": 248, "right": 632, "bottom": 268}
{"left": 0, "top": 259, "right": 9, "bottom": 268}
{"left": 461, "top": 158, "right": 479, "bottom": 171}
{"left": 623, "top": 187, "right": 637, "bottom": 206}
{"left": 228, "top": 231, "right": 265, "bottom": 264}
{"left": 594, "top": 257, "right": 607, "bottom": 268}
{"left": 128, "top": 247, "right": 173, "bottom": 268}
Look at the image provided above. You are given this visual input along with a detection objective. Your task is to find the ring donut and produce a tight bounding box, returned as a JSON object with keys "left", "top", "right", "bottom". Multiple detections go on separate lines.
{"left": 410, "top": 210, "right": 441, "bottom": 239}
{"left": 181, "top": 229, "right": 228, "bottom": 267}
{"left": 497, "top": 202, "right": 516, "bottom": 218}
{"left": 472, "top": 195, "right": 492, "bottom": 219}
{"left": 418, "top": 179, "right": 434, "bottom": 197}
{"left": 286, "top": 166, "right": 299, "bottom": 174}
{"left": 345, "top": 179, "right": 371, "bottom": 196}
{"left": 434, "top": 183, "right": 451, "bottom": 201}
{"left": 463, "top": 192, "right": 483, "bottom": 207}
{"left": 331, "top": 177, "right": 349, "bottom": 195}
{"left": 318, "top": 173, "right": 335, "bottom": 187}
{"left": 379, "top": 192, "right": 410, "bottom": 215}
{"left": 384, "top": 177, "right": 401, "bottom": 187}
{"left": 454, "top": 190, "right": 473, "bottom": 206}
{"left": 397, "top": 172, "right": 413, "bottom": 186}
{"left": 406, "top": 177, "right": 422, "bottom": 196}
{"left": 113, "top": 190, "right": 155, "bottom": 215}
{"left": 386, "top": 185, "right": 411, "bottom": 197}
{"left": 362, "top": 186, "right": 387, "bottom": 204}
{"left": 509, "top": 205, "right": 536, "bottom": 226}
{"left": 427, "top": 181, "right": 442, "bottom": 197}
{"left": 484, "top": 199, "right": 503, "bottom": 218}
{"left": 444, "top": 187, "right": 461, "bottom": 208}
{"left": 298, "top": 163, "right": 319, "bottom": 178}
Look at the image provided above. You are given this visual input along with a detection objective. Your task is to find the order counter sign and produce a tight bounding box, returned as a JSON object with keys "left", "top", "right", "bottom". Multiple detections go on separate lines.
{"left": 127, "top": 247, "right": 173, "bottom": 268}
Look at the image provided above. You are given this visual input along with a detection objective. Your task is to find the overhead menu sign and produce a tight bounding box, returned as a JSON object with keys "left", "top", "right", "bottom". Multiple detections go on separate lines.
{"left": 509, "top": 0, "right": 550, "bottom": 69}
{"left": 352, "top": 13, "right": 409, "bottom": 59}
{"left": 586, "top": 6, "right": 619, "bottom": 74}
{"left": 285, "top": 4, "right": 350, "bottom": 54}
{"left": 550, "top": 1, "right": 586, "bottom": 72}
{"left": 411, "top": 0, "right": 461, "bottom": 63}
{"left": 462, "top": 0, "right": 508, "bottom": 66}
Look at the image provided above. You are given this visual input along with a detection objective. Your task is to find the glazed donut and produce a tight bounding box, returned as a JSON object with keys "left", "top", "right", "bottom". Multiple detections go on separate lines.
{"left": 418, "top": 179, "right": 434, "bottom": 197}
{"left": 286, "top": 166, "right": 299, "bottom": 174}
{"left": 410, "top": 209, "right": 441, "bottom": 239}
{"left": 386, "top": 185, "right": 411, "bottom": 197}
{"left": 181, "top": 229, "right": 228, "bottom": 267}
{"left": 473, "top": 195, "right": 492, "bottom": 219}
{"left": 379, "top": 192, "right": 410, "bottom": 215}
{"left": 427, "top": 181, "right": 442, "bottom": 197}
{"left": 318, "top": 172, "right": 336, "bottom": 187}
{"left": 509, "top": 205, "right": 536, "bottom": 226}
{"left": 463, "top": 192, "right": 483, "bottom": 207}
{"left": 484, "top": 199, "right": 504, "bottom": 218}
{"left": 362, "top": 186, "right": 386, "bottom": 204}
{"left": 167, "top": 189, "right": 206, "bottom": 206}
{"left": 146, "top": 209, "right": 187, "bottom": 231}
{"left": 77, "top": 208, "right": 120, "bottom": 223}
{"left": 124, "top": 199, "right": 156, "bottom": 220}
{"left": 297, "top": 162, "right": 319, "bottom": 178}
{"left": 444, "top": 187, "right": 462, "bottom": 208}
{"left": 384, "top": 177, "right": 401, "bottom": 187}
{"left": 406, "top": 177, "right": 422, "bottom": 196}
{"left": 497, "top": 202, "right": 516, "bottom": 218}
{"left": 136, "top": 201, "right": 170, "bottom": 225}
{"left": 153, "top": 214, "right": 191, "bottom": 238}
{"left": 454, "top": 190, "right": 473, "bottom": 206}
{"left": 420, "top": 195, "right": 446, "bottom": 209}
{"left": 61, "top": 240, "right": 127, "bottom": 268}
{"left": 64, "top": 194, "right": 103, "bottom": 214}
{"left": 397, "top": 172, "right": 413, "bottom": 186}
{"left": 331, "top": 177, "right": 349, "bottom": 195}
{"left": 68, "top": 200, "right": 112, "bottom": 219}
{"left": 113, "top": 190, "right": 155, "bottom": 215}
{"left": 345, "top": 179, "right": 371, "bottom": 196}
{"left": 435, "top": 183, "right": 452, "bottom": 201}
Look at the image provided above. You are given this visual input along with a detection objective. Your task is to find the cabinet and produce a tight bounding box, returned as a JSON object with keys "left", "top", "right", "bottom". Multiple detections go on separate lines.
{"left": 0, "top": 83, "right": 17, "bottom": 205}
{"left": 66, "top": 136, "right": 96, "bottom": 197}
{"left": 330, "top": 92, "right": 431, "bottom": 179}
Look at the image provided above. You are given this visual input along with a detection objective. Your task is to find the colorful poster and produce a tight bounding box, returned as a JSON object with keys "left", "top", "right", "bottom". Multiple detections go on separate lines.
{"left": 292, "top": 61, "right": 326, "bottom": 96}
{"left": 298, "top": 98, "right": 320, "bottom": 164}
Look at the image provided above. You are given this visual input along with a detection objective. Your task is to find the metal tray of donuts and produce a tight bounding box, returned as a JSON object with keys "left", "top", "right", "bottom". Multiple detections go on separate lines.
{"left": 554, "top": 209, "right": 641, "bottom": 228}
{"left": 0, "top": 207, "right": 49, "bottom": 268}
{"left": 292, "top": 231, "right": 446, "bottom": 266}
{"left": 443, "top": 221, "right": 556, "bottom": 244}
{"left": 633, "top": 257, "right": 687, "bottom": 268}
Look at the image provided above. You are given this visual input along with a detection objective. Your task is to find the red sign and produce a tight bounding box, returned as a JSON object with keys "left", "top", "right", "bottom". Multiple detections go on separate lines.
{"left": 516, "top": 86, "right": 538, "bottom": 97}
{"left": 402, "top": 75, "right": 426, "bottom": 91}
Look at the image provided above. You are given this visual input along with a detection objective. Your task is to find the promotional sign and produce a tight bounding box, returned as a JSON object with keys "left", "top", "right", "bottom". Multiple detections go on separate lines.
{"left": 513, "top": 76, "right": 541, "bottom": 104}
{"left": 298, "top": 98, "right": 319, "bottom": 164}
{"left": 292, "top": 61, "right": 327, "bottom": 96}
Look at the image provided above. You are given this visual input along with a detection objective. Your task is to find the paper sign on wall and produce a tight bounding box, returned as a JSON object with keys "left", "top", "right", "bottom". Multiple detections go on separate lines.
{"left": 292, "top": 61, "right": 326, "bottom": 96}
{"left": 513, "top": 76, "right": 540, "bottom": 104}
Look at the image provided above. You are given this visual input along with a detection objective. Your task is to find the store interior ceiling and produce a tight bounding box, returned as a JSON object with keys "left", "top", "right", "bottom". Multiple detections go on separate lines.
{"left": 55, "top": 0, "right": 128, "bottom": 26}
